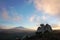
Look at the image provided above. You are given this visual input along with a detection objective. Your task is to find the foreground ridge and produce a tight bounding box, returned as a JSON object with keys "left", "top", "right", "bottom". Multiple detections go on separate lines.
{"left": 21, "top": 24, "right": 60, "bottom": 40}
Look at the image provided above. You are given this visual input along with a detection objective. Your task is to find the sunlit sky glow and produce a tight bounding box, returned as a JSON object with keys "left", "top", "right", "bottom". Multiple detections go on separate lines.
{"left": 0, "top": 0, "right": 60, "bottom": 30}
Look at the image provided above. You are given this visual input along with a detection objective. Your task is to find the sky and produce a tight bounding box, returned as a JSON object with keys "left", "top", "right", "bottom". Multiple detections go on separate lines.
{"left": 0, "top": 0, "right": 60, "bottom": 30}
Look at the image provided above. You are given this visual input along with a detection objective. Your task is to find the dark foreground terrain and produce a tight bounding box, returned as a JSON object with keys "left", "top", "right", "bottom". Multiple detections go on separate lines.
{"left": 25, "top": 30, "right": 60, "bottom": 40}
{"left": 0, "top": 28, "right": 35, "bottom": 40}
{"left": 0, "top": 30, "right": 60, "bottom": 40}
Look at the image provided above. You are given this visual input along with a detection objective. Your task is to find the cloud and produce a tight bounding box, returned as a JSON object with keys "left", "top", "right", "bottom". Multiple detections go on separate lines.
{"left": 29, "top": 15, "right": 36, "bottom": 22}
{"left": 29, "top": 14, "right": 48, "bottom": 22}
{"left": 29, "top": 14, "right": 41, "bottom": 23}
{"left": 42, "top": 15, "right": 47, "bottom": 21}
{"left": 33, "top": 0, "right": 60, "bottom": 16}
{"left": 36, "top": 16, "right": 40, "bottom": 22}
{"left": 28, "top": 0, "right": 60, "bottom": 25}
{"left": 12, "top": 16, "right": 21, "bottom": 21}
{"left": 26, "top": 0, "right": 33, "bottom": 4}
{"left": 12, "top": 13, "right": 22, "bottom": 22}
{"left": 2, "top": 8, "right": 22, "bottom": 22}
{"left": 2, "top": 8, "right": 10, "bottom": 20}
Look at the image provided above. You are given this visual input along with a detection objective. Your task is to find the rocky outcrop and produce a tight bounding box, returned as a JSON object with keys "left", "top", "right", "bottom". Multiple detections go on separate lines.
{"left": 36, "top": 24, "right": 52, "bottom": 34}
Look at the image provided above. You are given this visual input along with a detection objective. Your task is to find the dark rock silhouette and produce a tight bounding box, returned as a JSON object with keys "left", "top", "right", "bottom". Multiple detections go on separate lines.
{"left": 44, "top": 24, "right": 52, "bottom": 33}
{"left": 36, "top": 24, "right": 52, "bottom": 35}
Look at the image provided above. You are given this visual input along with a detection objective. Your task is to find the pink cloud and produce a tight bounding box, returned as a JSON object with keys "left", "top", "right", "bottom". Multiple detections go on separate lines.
{"left": 2, "top": 8, "right": 10, "bottom": 20}
{"left": 42, "top": 15, "right": 47, "bottom": 21}
{"left": 11, "top": 11, "right": 22, "bottom": 22}
{"left": 12, "top": 16, "right": 22, "bottom": 22}
{"left": 29, "top": 15, "right": 36, "bottom": 22}
{"left": 29, "top": 15, "right": 41, "bottom": 23}
{"left": 33, "top": 0, "right": 60, "bottom": 16}
{"left": 2, "top": 8, "right": 22, "bottom": 22}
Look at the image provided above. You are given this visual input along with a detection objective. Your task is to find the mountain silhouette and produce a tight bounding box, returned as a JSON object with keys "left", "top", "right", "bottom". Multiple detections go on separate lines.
{"left": 0, "top": 26, "right": 35, "bottom": 34}
{"left": 15, "top": 26, "right": 25, "bottom": 29}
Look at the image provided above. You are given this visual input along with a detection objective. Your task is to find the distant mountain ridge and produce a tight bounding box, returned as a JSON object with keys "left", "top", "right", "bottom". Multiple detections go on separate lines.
{"left": 15, "top": 26, "right": 25, "bottom": 28}
{"left": 0, "top": 25, "right": 25, "bottom": 29}
{"left": 0, "top": 26, "right": 35, "bottom": 33}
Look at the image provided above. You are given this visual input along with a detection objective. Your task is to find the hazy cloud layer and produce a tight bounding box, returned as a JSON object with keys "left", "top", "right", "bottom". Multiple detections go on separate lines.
{"left": 29, "top": 14, "right": 47, "bottom": 23}
{"left": 27, "top": 0, "right": 60, "bottom": 24}
{"left": 34, "top": 0, "right": 60, "bottom": 16}
{"left": 2, "top": 8, "right": 22, "bottom": 22}
{"left": 2, "top": 8, "right": 10, "bottom": 20}
{"left": 29, "top": 15, "right": 35, "bottom": 22}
